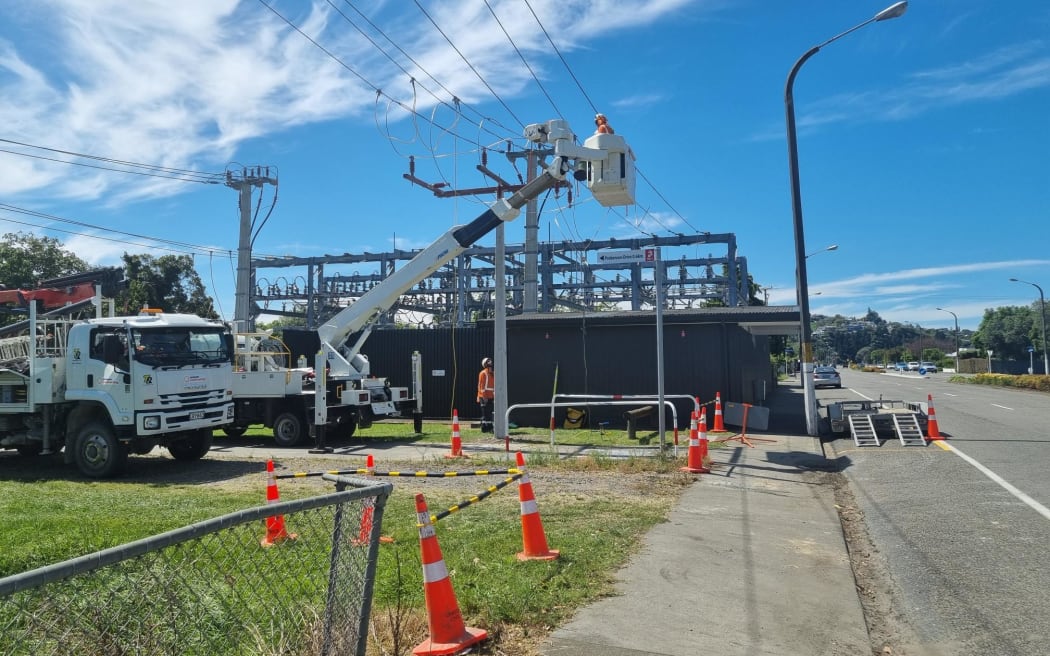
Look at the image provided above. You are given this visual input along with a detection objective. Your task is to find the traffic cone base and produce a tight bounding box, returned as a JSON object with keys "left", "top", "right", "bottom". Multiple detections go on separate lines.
{"left": 413, "top": 627, "right": 488, "bottom": 656}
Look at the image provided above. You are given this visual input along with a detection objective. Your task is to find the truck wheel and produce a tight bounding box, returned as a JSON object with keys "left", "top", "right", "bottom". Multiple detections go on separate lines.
{"left": 332, "top": 417, "right": 357, "bottom": 440}
{"left": 273, "top": 412, "right": 304, "bottom": 447}
{"left": 222, "top": 426, "right": 248, "bottom": 438}
{"left": 74, "top": 422, "right": 129, "bottom": 478}
{"left": 168, "top": 429, "right": 213, "bottom": 461}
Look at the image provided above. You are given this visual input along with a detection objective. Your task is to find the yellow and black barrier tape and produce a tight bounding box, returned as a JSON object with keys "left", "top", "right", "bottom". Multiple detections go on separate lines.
{"left": 278, "top": 467, "right": 521, "bottom": 480}
{"left": 429, "top": 473, "right": 524, "bottom": 524}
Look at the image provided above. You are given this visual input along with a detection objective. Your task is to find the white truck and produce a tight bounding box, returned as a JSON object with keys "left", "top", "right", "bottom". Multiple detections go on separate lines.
{"left": 227, "top": 118, "right": 634, "bottom": 449}
{"left": 0, "top": 299, "right": 235, "bottom": 477}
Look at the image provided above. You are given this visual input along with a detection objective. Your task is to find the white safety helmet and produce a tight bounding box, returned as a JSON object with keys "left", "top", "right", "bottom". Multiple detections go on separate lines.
{"left": 482, "top": 357, "right": 493, "bottom": 367}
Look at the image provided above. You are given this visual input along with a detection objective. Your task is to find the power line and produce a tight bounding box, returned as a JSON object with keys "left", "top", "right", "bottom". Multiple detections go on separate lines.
{"left": 334, "top": 0, "right": 518, "bottom": 142}
{"left": 0, "top": 203, "right": 229, "bottom": 256}
{"left": 0, "top": 139, "right": 226, "bottom": 184}
{"left": 481, "top": 0, "right": 563, "bottom": 119}
{"left": 412, "top": 0, "right": 525, "bottom": 129}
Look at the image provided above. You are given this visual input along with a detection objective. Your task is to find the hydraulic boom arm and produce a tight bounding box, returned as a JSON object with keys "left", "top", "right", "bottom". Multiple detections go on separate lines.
{"left": 315, "top": 118, "right": 635, "bottom": 377}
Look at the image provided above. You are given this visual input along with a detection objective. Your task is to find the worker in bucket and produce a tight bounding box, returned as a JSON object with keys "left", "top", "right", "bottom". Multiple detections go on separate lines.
{"left": 477, "top": 357, "right": 495, "bottom": 433}
{"left": 594, "top": 113, "right": 614, "bottom": 134}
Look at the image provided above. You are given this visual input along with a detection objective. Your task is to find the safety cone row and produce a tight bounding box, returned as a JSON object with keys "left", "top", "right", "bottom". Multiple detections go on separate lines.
{"left": 261, "top": 459, "right": 298, "bottom": 547}
{"left": 352, "top": 454, "right": 394, "bottom": 546}
{"left": 713, "top": 392, "right": 726, "bottom": 432}
{"left": 412, "top": 493, "right": 488, "bottom": 656}
{"left": 444, "top": 410, "right": 466, "bottom": 459}
{"left": 680, "top": 410, "right": 711, "bottom": 474}
{"left": 515, "top": 452, "right": 559, "bottom": 561}
{"left": 926, "top": 394, "right": 942, "bottom": 440}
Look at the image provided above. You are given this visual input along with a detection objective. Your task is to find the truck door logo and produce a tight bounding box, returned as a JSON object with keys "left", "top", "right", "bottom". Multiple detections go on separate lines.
{"left": 72, "top": 347, "right": 81, "bottom": 361}
{"left": 142, "top": 374, "right": 153, "bottom": 384}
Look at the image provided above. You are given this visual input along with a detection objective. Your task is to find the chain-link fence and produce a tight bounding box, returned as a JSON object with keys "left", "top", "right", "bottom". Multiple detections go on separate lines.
{"left": 0, "top": 474, "right": 392, "bottom": 656}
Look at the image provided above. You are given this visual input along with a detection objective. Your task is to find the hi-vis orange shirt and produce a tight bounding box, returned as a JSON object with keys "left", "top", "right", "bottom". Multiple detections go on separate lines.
{"left": 477, "top": 368, "right": 494, "bottom": 402}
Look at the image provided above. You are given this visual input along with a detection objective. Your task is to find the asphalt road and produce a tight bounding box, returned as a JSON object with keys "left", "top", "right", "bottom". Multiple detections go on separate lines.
{"left": 819, "top": 368, "right": 1050, "bottom": 656}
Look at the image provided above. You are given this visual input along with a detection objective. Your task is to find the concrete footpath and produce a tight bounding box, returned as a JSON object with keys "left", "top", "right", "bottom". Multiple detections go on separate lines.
{"left": 540, "top": 379, "right": 871, "bottom": 656}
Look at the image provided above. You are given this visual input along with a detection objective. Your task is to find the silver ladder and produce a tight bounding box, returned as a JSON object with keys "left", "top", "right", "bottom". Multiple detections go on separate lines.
{"left": 848, "top": 414, "right": 881, "bottom": 447}
{"left": 892, "top": 413, "right": 927, "bottom": 446}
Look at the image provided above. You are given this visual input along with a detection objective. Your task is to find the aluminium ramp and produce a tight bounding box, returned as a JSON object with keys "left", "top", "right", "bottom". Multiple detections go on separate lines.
{"left": 892, "top": 413, "right": 927, "bottom": 446}
{"left": 848, "top": 414, "right": 881, "bottom": 447}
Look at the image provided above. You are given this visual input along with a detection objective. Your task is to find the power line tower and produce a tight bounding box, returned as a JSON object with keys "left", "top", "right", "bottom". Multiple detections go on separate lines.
{"left": 226, "top": 166, "right": 277, "bottom": 332}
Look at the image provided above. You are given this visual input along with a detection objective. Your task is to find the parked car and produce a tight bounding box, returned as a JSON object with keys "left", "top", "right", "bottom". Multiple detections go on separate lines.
{"left": 895, "top": 362, "right": 909, "bottom": 371}
{"left": 906, "top": 361, "right": 920, "bottom": 371}
{"left": 813, "top": 366, "right": 842, "bottom": 388}
{"left": 920, "top": 361, "right": 938, "bottom": 373}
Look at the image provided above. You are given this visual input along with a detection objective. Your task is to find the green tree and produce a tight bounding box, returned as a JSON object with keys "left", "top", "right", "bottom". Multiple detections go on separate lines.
{"left": 118, "top": 254, "right": 217, "bottom": 318}
{"left": 0, "top": 232, "right": 88, "bottom": 288}
{"left": 974, "top": 306, "right": 1035, "bottom": 361}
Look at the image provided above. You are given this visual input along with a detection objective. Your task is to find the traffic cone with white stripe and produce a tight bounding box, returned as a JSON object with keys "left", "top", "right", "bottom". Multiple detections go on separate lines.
{"left": 261, "top": 459, "right": 298, "bottom": 547}
{"left": 698, "top": 407, "right": 711, "bottom": 466}
{"left": 444, "top": 410, "right": 466, "bottom": 459}
{"left": 412, "top": 493, "right": 487, "bottom": 656}
{"left": 352, "top": 455, "right": 394, "bottom": 546}
{"left": 515, "top": 451, "right": 559, "bottom": 561}
{"left": 713, "top": 392, "right": 726, "bottom": 432}
{"left": 680, "top": 410, "right": 710, "bottom": 474}
{"left": 926, "top": 394, "right": 942, "bottom": 440}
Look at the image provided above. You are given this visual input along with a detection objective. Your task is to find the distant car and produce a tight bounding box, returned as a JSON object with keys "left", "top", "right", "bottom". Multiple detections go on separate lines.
{"left": 813, "top": 366, "right": 842, "bottom": 388}
{"left": 920, "top": 361, "right": 938, "bottom": 373}
{"left": 895, "top": 362, "right": 908, "bottom": 372}
{"left": 906, "top": 361, "right": 920, "bottom": 371}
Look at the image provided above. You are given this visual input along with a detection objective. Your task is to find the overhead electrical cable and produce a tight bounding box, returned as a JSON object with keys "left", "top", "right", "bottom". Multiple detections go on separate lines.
{"left": 257, "top": 0, "right": 492, "bottom": 151}
{"left": 411, "top": 0, "right": 525, "bottom": 129}
{"left": 333, "top": 0, "right": 517, "bottom": 143}
{"left": 481, "top": 0, "right": 563, "bottom": 118}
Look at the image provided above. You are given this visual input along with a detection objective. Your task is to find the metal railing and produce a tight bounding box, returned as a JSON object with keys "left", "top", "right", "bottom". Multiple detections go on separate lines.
{"left": 0, "top": 474, "right": 392, "bottom": 656}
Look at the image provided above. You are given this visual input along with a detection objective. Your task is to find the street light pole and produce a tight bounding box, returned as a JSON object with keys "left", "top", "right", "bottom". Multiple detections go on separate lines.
{"left": 936, "top": 307, "right": 959, "bottom": 373}
{"left": 806, "top": 244, "right": 839, "bottom": 259}
{"left": 786, "top": 1, "right": 908, "bottom": 436}
{"left": 1010, "top": 278, "right": 1049, "bottom": 375}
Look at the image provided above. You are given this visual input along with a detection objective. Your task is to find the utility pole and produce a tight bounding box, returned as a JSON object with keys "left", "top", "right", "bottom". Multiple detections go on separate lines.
{"left": 226, "top": 166, "right": 277, "bottom": 332}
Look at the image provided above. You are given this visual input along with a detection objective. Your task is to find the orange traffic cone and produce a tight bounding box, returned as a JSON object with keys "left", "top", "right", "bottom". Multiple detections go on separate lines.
{"left": 926, "top": 394, "right": 942, "bottom": 440}
{"left": 261, "top": 459, "right": 298, "bottom": 547}
{"left": 698, "top": 407, "right": 711, "bottom": 465}
{"left": 352, "top": 455, "right": 394, "bottom": 546}
{"left": 444, "top": 410, "right": 466, "bottom": 459}
{"left": 412, "top": 493, "right": 488, "bottom": 656}
{"left": 680, "top": 410, "right": 710, "bottom": 474}
{"left": 713, "top": 392, "right": 726, "bottom": 432}
{"left": 515, "top": 452, "right": 559, "bottom": 561}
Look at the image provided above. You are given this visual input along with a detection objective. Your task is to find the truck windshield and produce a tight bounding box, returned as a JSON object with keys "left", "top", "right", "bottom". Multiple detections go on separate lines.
{"left": 132, "top": 327, "right": 231, "bottom": 367}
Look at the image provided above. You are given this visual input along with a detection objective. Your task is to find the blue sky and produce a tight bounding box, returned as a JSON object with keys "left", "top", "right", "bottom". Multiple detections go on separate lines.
{"left": 1, "top": 0, "right": 1047, "bottom": 331}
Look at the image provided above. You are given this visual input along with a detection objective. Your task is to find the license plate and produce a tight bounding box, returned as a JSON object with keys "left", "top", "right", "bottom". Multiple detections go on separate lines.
{"left": 190, "top": 411, "right": 205, "bottom": 420}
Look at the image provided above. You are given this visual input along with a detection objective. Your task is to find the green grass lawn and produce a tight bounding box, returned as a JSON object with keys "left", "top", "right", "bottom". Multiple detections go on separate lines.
{"left": 1, "top": 425, "right": 701, "bottom": 654}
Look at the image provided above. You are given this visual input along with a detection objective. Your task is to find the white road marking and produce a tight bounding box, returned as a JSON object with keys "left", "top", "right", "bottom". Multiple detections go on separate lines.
{"left": 991, "top": 404, "right": 1014, "bottom": 411}
{"left": 935, "top": 441, "right": 1050, "bottom": 522}
{"left": 943, "top": 393, "right": 958, "bottom": 397}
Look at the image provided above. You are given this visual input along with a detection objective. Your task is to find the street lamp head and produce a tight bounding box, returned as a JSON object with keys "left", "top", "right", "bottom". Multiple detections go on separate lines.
{"left": 875, "top": 1, "right": 908, "bottom": 22}
{"left": 827, "top": 244, "right": 839, "bottom": 252}
{"left": 1009, "top": 277, "right": 1019, "bottom": 282}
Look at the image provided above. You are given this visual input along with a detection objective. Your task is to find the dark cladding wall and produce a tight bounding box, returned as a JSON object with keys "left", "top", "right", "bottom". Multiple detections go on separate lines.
{"left": 287, "top": 314, "right": 772, "bottom": 430}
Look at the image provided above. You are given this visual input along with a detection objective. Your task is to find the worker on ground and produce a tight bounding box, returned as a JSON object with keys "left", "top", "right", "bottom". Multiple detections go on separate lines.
{"left": 594, "top": 113, "right": 614, "bottom": 135}
{"left": 477, "top": 357, "right": 495, "bottom": 433}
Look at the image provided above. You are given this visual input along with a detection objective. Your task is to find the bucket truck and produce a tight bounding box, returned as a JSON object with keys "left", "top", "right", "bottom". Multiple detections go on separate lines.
{"left": 283, "top": 118, "right": 635, "bottom": 449}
